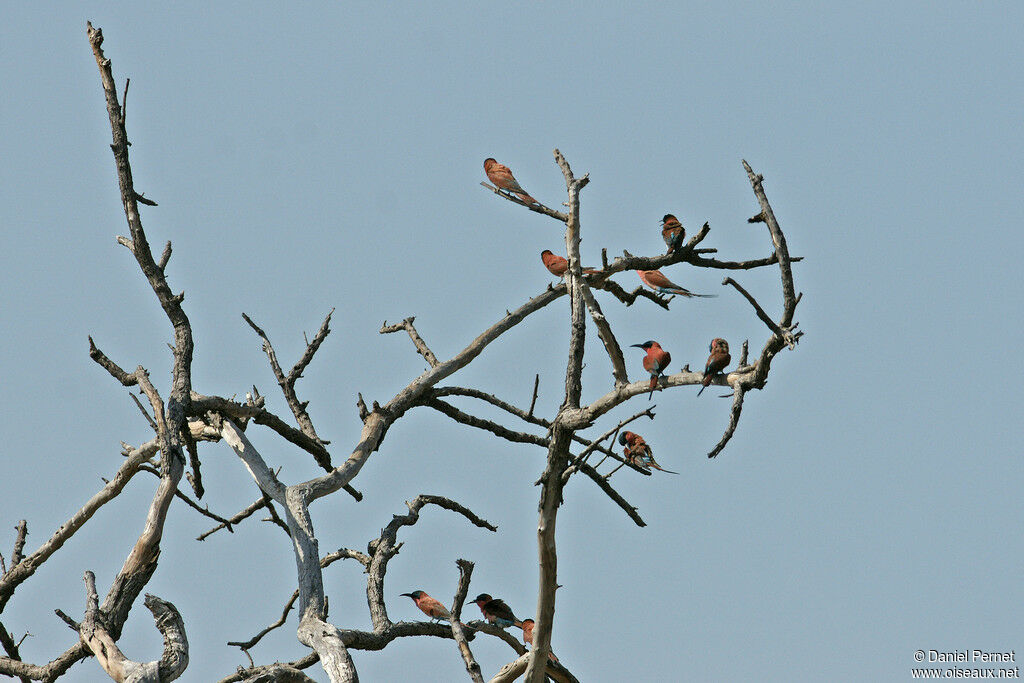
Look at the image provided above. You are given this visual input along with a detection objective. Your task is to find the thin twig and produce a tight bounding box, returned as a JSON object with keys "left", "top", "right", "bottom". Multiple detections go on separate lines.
{"left": 722, "top": 277, "right": 791, "bottom": 343}
{"left": 707, "top": 383, "right": 747, "bottom": 459}
{"left": 228, "top": 591, "right": 299, "bottom": 650}
{"left": 450, "top": 559, "right": 484, "bottom": 683}
{"left": 528, "top": 374, "right": 540, "bottom": 417}
{"left": 423, "top": 399, "right": 548, "bottom": 447}
{"left": 580, "top": 285, "right": 628, "bottom": 386}
{"left": 130, "top": 391, "right": 159, "bottom": 431}
{"left": 197, "top": 492, "right": 287, "bottom": 541}
{"left": 380, "top": 316, "right": 440, "bottom": 368}
{"left": 242, "top": 312, "right": 333, "bottom": 468}
{"left": 480, "top": 181, "right": 569, "bottom": 222}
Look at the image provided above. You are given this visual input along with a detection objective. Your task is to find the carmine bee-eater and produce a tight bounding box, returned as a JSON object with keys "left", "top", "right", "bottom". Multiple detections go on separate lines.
{"left": 661, "top": 214, "right": 685, "bottom": 253}
{"left": 630, "top": 340, "right": 671, "bottom": 399}
{"left": 637, "top": 270, "right": 715, "bottom": 298}
{"left": 540, "top": 250, "right": 599, "bottom": 278}
{"left": 521, "top": 618, "right": 560, "bottom": 663}
{"left": 400, "top": 591, "right": 452, "bottom": 622}
{"left": 484, "top": 158, "right": 536, "bottom": 204}
{"left": 472, "top": 593, "right": 521, "bottom": 629}
{"left": 698, "top": 338, "right": 731, "bottom": 396}
{"left": 618, "top": 431, "right": 678, "bottom": 474}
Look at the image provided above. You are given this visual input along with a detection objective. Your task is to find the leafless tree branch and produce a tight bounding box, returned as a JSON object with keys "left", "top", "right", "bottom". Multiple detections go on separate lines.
{"left": 70, "top": 572, "right": 188, "bottom": 682}
{"left": 242, "top": 311, "right": 334, "bottom": 468}
{"left": 449, "top": 559, "right": 484, "bottom": 683}
{"left": 527, "top": 375, "right": 540, "bottom": 417}
{"left": 0, "top": 621, "right": 31, "bottom": 683}
{"left": 580, "top": 285, "right": 629, "bottom": 386}
{"left": 578, "top": 463, "right": 646, "bottom": 527}
{"left": 187, "top": 395, "right": 360, "bottom": 501}
{"left": 428, "top": 386, "right": 622, "bottom": 465}
{"left": 491, "top": 651, "right": 579, "bottom": 683}
{"left": 421, "top": 398, "right": 548, "bottom": 447}
{"left": 479, "top": 181, "right": 569, "bottom": 222}
{"left": 303, "top": 283, "right": 568, "bottom": 504}
{"left": 228, "top": 591, "right": 299, "bottom": 652}
{"left": 10, "top": 30, "right": 805, "bottom": 681}
{"left": 707, "top": 384, "right": 748, "bottom": 459}
{"left": 197, "top": 492, "right": 289, "bottom": 541}
{"left": 526, "top": 149, "right": 588, "bottom": 683}
{"left": 10, "top": 522, "right": 28, "bottom": 572}
{"left": 364, "top": 496, "right": 497, "bottom": 631}
{"left": 740, "top": 160, "right": 803, "bottom": 390}
{"left": 380, "top": 316, "right": 440, "bottom": 368}
{"left": 130, "top": 392, "right": 159, "bottom": 432}
{"left": 433, "top": 386, "right": 547, "bottom": 428}
{"left": 228, "top": 548, "right": 370, "bottom": 654}
{"left": 722, "top": 277, "right": 793, "bottom": 344}
{"left": 563, "top": 407, "right": 656, "bottom": 478}
{"left": 88, "top": 337, "right": 138, "bottom": 387}
{"left": 0, "top": 441, "right": 158, "bottom": 613}
{"left": 157, "top": 241, "right": 172, "bottom": 271}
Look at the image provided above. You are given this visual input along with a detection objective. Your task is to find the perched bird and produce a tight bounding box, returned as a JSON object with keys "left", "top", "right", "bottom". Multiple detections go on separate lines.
{"left": 484, "top": 158, "right": 536, "bottom": 204}
{"left": 521, "top": 619, "right": 560, "bottom": 663}
{"left": 630, "top": 340, "right": 672, "bottom": 399}
{"left": 637, "top": 270, "right": 714, "bottom": 298}
{"left": 661, "top": 214, "right": 686, "bottom": 253}
{"left": 472, "top": 593, "right": 521, "bottom": 628}
{"left": 540, "top": 250, "right": 599, "bottom": 278}
{"left": 698, "top": 338, "right": 731, "bottom": 396}
{"left": 400, "top": 591, "right": 451, "bottom": 622}
{"left": 618, "top": 431, "right": 678, "bottom": 474}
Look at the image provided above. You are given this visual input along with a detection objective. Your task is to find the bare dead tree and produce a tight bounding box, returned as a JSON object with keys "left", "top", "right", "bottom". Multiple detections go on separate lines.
{"left": 0, "top": 24, "right": 801, "bottom": 682}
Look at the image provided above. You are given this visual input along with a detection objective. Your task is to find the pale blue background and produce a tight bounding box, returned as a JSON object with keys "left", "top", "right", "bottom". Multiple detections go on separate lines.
{"left": 2, "top": 3, "right": 1022, "bottom": 681}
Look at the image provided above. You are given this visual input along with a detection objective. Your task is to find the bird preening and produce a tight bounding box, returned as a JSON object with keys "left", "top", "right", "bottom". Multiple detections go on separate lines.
{"left": 618, "top": 431, "right": 678, "bottom": 474}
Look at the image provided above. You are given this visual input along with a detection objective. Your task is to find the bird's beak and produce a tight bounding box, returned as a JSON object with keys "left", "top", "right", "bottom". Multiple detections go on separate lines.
{"left": 630, "top": 343, "right": 644, "bottom": 348}
{"left": 400, "top": 593, "right": 413, "bottom": 598}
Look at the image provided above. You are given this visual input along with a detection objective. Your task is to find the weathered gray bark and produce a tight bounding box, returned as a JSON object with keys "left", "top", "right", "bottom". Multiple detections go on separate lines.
{"left": 0, "top": 24, "right": 801, "bottom": 682}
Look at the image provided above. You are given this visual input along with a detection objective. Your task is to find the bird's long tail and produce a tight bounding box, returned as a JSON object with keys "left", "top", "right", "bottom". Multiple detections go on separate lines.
{"left": 650, "top": 462, "right": 679, "bottom": 475}
{"left": 648, "top": 375, "right": 658, "bottom": 400}
{"left": 671, "top": 288, "right": 717, "bottom": 298}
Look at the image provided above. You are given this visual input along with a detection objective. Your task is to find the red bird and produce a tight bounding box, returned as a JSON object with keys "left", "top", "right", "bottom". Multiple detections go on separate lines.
{"left": 637, "top": 270, "right": 714, "bottom": 298}
{"left": 630, "top": 340, "right": 671, "bottom": 399}
{"left": 400, "top": 590, "right": 451, "bottom": 622}
{"left": 618, "top": 431, "right": 678, "bottom": 474}
{"left": 661, "top": 214, "right": 686, "bottom": 253}
{"left": 472, "top": 593, "right": 521, "bottom": 629}
{"left": 521, "top": 618, "right": 560, "bottom": 663}
{"left": 698, "top": 338, "right": 731, "bottom": 396}
{"left": 484, "top": 158, "right": 536, "bottom": 204}
{"left": 540, "top": 250, "right": 599, "bottom": 278}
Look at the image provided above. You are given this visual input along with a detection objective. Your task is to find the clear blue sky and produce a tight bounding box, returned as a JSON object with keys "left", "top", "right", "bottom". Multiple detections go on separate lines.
{"left": 2, "top": 3, "right": 1022, "bottom": 681}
